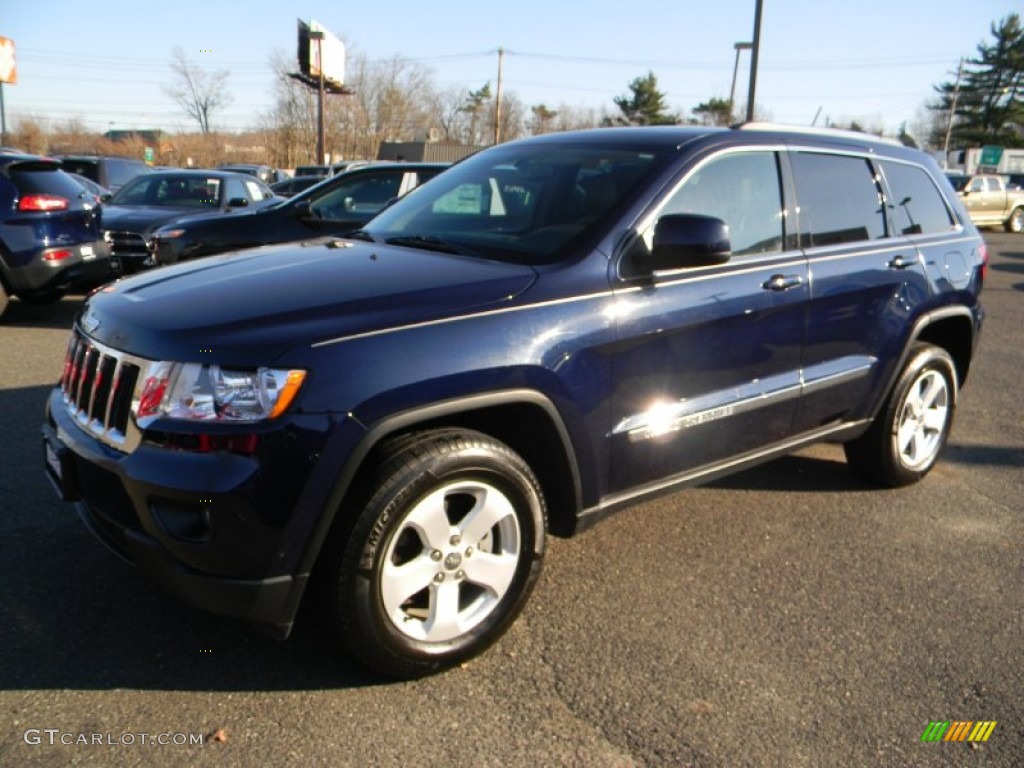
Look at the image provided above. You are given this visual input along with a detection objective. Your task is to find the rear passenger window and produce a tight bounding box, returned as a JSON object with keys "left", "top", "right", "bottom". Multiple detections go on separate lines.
{"left": 791, "top": 153, "right": 886, "bottom": 246}
{"left": 880, "top": 162, "right": 956, "bottom": 236}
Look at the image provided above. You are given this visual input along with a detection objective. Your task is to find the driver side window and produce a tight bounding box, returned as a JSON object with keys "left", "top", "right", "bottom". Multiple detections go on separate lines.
{"left": 660, "top": 151, "right": 785, "bottom": 256}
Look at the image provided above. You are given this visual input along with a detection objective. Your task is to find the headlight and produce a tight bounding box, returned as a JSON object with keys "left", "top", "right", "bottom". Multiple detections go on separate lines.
{"left": 136, "top": 362, "right": 306, "bottom": 423}
{"left": 154, "top": 228, "right": 185, "bottom": 239}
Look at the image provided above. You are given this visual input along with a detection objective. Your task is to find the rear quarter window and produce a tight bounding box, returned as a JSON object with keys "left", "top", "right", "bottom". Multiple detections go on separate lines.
{"left": 880, "top": 161, "right": 957, "bottom": 235}
{"left": 791, "top": 152, "right": 886, "bottom": 247}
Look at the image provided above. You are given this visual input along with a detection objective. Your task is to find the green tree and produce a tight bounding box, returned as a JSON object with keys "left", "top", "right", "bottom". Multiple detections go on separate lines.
{"left": 932, "top": 14, "right": 1024, "bottom": 147}
{"left": 461, "top": 83, "right": 492, "bottom": 144}
{"left": 609, "top": 72, "right": 677, "bottom": 126}
{"left": 691, "top": 97, "right": 733, "bottom": 126}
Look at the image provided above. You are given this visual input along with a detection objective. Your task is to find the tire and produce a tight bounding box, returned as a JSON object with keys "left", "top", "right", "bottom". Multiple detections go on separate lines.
{"left": 1005, "top": 207, "right": 1024, "bottom": 234}
{"left": 0, "top": 281, "right": 8, "bottom": 319}
{"left": 844, "top": 344, "right": 957, "bottom": 487}
{"left": 321, "top": 429, "right": 547, "bottom": 678}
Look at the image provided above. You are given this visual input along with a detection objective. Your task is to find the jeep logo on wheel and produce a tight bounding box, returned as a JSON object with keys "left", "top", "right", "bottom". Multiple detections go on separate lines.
{"left": 443, "top": 552, "right": 462, "bottom": 571}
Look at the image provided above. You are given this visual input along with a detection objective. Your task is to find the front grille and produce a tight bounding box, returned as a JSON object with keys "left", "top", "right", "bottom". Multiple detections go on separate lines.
{"left": 103, "top": 230, "right": 149, "bottom": 259}
{"left": 60, "top": 330, "right": 146, "bottom": 452}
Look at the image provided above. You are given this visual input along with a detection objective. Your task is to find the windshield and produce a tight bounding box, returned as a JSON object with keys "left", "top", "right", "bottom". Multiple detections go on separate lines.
{"left": 362, "top": 141, "right": 670, "bottom": 264}
{"left": 110, "top": 174, "right": 222, "bottom": 208}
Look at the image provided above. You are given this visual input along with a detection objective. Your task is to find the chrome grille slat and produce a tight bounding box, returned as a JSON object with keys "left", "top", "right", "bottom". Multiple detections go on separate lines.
{"left": 58, "top": 329, "right": 152, "bottom": 453}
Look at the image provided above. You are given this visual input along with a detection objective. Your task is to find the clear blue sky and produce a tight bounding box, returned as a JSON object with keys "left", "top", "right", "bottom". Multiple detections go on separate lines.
{"left": 2, "top": 0, "right": 1020, "bottom": 140}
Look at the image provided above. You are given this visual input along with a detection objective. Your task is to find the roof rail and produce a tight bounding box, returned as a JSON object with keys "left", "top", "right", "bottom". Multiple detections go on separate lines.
{"left": 735, "top": 122, "right": 902, "bottom": 146}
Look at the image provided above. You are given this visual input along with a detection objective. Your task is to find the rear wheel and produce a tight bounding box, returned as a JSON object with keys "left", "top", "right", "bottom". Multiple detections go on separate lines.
{"left": 321, "top": 429, "right": 546, "bottom": 678}
{"left": 844, "top": 344, "right": 957, "bottom": 487}
{"left": 0, "top": 281, "right": 8, "bottom": 319}
{"left": 1005, "top": 207, "right": 1024, "bottom": 234}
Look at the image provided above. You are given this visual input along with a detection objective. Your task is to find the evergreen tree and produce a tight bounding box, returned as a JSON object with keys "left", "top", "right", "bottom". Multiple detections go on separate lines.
{"left": 609, "top": 72, "right": 677, "bottom": 126}
{"left": 691, "top": 97, "right": 733, "bottom": 126}
{"left": 932, "top": 14, "right": 1024, "bottom": 147}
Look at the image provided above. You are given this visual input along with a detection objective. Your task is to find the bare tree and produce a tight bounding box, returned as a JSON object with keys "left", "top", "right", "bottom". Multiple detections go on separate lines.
{"left": 164, "top": 47, "right": 233, "bottom": 134}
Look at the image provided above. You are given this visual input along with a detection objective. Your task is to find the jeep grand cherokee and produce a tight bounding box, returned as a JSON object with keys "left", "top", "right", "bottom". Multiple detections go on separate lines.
{"left": 43, "top": 125, "right": 985, "bottom": 678}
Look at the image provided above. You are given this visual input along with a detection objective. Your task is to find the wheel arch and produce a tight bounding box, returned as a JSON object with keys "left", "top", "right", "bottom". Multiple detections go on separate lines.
{"left": 912, "top": 308, "right": 977, "bottom": 390}
{"left": 297, "top": 389, "right": 585, "bottom": 578}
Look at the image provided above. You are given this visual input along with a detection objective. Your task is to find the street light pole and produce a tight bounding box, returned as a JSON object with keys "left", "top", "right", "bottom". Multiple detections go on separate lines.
{"left": 729, "top": 42, "right": 752, "bottom": 124}
{"left": 746, "top": 0, "right": 764, "bottom": 123}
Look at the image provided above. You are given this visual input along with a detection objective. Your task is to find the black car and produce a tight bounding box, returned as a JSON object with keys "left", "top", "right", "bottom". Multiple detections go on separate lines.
{"left": 102, "top": 169, "right": 280, "bottom": 273}
{"left": 152, "top": 162, "right": 448, "bottom": 265}
{"left": 57, "top": 155, "right": 152, "bottom": 193}
{"left": 215, "top": 163, "right": 286, "bottom": 185}
{"left": 0, "top": 154, "right": 110, "bottom": 317}
{"left": 294, "top": 160, "right": 371, "bottom": 178}
{"left": 67, "top": 173, "right": 113, "bottom": 204}
{"left": 270, "top": 175, "right": 323, "bottom": 197}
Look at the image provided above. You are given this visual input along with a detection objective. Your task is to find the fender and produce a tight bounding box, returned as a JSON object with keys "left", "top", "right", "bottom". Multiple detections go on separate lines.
{"left": 294, "top": 388, "right": 584, "bottom": 579}
{"left": 866, "top": 305, "right": 979, "bottom": 421}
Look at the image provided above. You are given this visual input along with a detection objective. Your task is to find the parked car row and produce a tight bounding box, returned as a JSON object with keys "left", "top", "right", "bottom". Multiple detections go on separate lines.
{"left": 0, "top": 153, "right": 450, "bottom": 318}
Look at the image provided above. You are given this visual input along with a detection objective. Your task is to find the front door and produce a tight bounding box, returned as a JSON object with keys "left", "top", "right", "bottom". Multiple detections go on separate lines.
{"left": 607, "top": 149, "right": 807, "bottom": 497}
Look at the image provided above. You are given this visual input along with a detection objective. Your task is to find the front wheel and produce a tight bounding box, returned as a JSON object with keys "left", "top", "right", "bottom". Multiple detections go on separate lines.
{"left": 844, "top": 344, "right": 957, "bottom": 487}
{"left": 1005, "top": 207, "right": 1024, "bottom": 234}
{"left": 322, "top": 429, "right": 546, "bottom": 678}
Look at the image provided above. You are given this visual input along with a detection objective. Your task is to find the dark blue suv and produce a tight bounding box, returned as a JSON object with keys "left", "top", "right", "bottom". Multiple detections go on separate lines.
{"left": 1, "top": 154, "right": 111, "bottom": 317}
{"left": 43, "top": 126, "right": 985, "bottom": 677}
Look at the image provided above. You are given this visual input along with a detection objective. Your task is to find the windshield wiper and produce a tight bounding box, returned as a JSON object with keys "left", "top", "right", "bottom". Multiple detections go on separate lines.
{"left": 385, "top": 235, "right": 478, "bottom": 256}
{"left": 346, "top": 229, "right": 379, "bottom": 243}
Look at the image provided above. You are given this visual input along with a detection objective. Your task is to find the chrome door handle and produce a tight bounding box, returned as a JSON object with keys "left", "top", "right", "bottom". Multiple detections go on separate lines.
{"left": 888, "top": 254, "right": 915, "bottom": 270}
{"left": 762, "top": 274, "right": 804, "bottom": 291}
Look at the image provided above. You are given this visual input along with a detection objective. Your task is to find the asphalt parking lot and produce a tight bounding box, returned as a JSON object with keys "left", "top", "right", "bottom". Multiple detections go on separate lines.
{"left": 0, "top": 234, "right": 1021, "bottom": 767}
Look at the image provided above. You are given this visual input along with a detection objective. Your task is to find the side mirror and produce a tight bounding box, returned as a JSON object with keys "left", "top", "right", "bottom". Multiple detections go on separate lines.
{"left": 640, "top": 214, "right": 732, "bottom": 272}
{"left": 227, "top": 197, "right": 249, "bottom": 208}
{"left": 292, "top": 199, "right": 313, "bottom": 218}
{"left": 99, "top": 192, "right": 113, "bottom": 203}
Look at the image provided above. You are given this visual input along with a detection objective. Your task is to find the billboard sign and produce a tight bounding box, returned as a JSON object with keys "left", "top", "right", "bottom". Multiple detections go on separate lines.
{"left": 297, "top": 20, "right": 345, "bottom": 89}
{"left": 0, "top": 36, "right": 16, "bottom": 85}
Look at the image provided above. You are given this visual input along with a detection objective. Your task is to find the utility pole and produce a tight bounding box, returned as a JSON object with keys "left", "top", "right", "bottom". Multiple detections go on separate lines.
{"left": 942, "top": 58, "right": 965, "bottom": 164}
{"left": 493, "top": 47, "right": 505, "bottom": 144}
{"left": 746, "top": 0, "right": 764, "bottom": 123}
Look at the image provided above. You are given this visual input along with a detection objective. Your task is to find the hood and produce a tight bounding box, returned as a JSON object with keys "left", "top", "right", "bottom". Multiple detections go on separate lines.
{"left": 101, "top": 204, "right": 219, "bottom": 235}
{"left": 81, "top": 237, "right": 537, "bottom": 365}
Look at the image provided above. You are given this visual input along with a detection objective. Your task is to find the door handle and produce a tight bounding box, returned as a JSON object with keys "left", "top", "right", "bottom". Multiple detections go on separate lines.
{"left": 888, "top": 254, "right": 916, "bottom": 270}
{"left": 762, "top": 274, "right": 804, "bottom": 291}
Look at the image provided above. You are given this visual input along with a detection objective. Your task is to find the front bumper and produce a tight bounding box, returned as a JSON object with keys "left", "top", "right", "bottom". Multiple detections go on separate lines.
{"left": 43, "top": 390, "right": 324, "bottom": 636}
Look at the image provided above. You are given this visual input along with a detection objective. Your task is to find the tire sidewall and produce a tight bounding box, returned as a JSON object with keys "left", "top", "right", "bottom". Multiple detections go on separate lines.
{"left": 343, "top": 441, "right": 545, "bottom": 672}
{"left": 883, "top": 346, "right": 957, "bottom": 483}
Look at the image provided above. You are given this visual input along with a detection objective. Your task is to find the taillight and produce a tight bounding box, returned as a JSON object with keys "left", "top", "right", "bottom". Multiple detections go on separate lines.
{"left": 43, "top": 249, "right": 73, "bottom": 262}
{"left": 979, "top": 242, "right": 989, "bottom": 283}
{"left": 18, "top": 194, "right": 69, "bottom": 212}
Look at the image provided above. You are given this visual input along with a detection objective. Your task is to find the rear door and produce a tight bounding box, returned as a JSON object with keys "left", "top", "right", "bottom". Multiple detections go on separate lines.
{"left": 787, "top": 149, "right": 932, "bottom": 432}
{"left": 607, "top": 148, "right": 808, "bottom": 494}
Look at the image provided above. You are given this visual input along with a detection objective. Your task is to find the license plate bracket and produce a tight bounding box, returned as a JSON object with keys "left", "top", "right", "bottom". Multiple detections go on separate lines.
{"left": 42, "top": 426, "right": 80, "bottom": 502}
